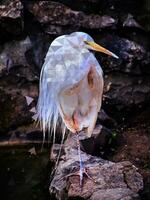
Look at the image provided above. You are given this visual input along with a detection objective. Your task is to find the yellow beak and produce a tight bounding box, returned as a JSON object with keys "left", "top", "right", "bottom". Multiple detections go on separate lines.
{"left": 85, "top": 41, "right": 119, "bottom": 59}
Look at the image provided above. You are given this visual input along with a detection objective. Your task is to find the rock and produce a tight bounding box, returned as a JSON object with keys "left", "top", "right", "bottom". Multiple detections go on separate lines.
{"left": 0, "top": 0, "right": 22, "bottom": 19}
{"left": 0, "top": 0, "right": 23, "bottom": 37}
{"left": 122, "top": 14, "right": 142, "bottom": 29}
{"left": 95, "top": 35, "right": 150, "bottom": 121}
{"left": 26, "top": 34, "right": 53, "bottom": 69}
{"left": 15, "top": 124, "right": 42, "bottom": 143}
{"left": 138, "top": 14, "right": 150, "bottom": 32}
{"left": 0, "top": 37, "right": 32, "bottom": 73}
{"left": 0, "top": 89, "right": 31, "bottom": 134}
{"left": 49, "top": 131, "right": 143, "bottom": 200}
{"left": 81, "top": 125, "right": 112, "bottom": 157}
{"left": 0, "top": 120, "right": 45, "bottom": 146}
{"left": 98, "top": 109, "right": 117, "bottom": 128}
{"left": 44, "top": 0, "right": 100, "bottom": 13}
{"left": 90, "top": 188, "right": 139, "bottom": 200}
{"left": 112, "top": 126, "right": 150, "bottom": 200}
{"left": 0, "top": 69, "right": 38, "bottom": 134}
{"left": 103, "top": 73, "right": 150, "bottom": 122}
{"left": 45, "top": 0, "right": 142, "bottom": 16}
{"left": 97, "top": 35, "right": 148, "bottom": 75}
{"left": 26, "top": 1, "right": 117, "bottom": 35}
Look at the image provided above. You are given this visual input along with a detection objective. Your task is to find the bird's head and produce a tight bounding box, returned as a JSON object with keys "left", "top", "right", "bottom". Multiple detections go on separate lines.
{"left": 51, "top": 32, "right": 118, "bottom": 59}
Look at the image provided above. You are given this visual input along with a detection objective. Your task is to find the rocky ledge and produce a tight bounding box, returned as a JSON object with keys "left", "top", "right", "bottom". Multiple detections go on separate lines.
{"left": 50, "top": 127, "right": 143, "bottom": 200}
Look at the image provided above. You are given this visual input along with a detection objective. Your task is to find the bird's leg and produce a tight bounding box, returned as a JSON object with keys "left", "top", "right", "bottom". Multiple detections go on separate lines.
{"left": 76, "top": 132, "right": 84, "bottom": 187}
{"left": 52, "top": 132, "right": 97, "bottom": 192}
{"left": 76, "top": 132, "right": 96, "bottom": 189}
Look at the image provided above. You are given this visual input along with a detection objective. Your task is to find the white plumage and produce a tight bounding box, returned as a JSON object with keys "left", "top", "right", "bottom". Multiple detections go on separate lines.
{"left": 37, "top": 32, "right": 118, "bottom": 142}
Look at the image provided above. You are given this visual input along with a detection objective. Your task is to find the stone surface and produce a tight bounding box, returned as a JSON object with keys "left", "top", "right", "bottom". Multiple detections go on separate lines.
{"left": 0, "top": 69, "right": 38, "bottom": 133}
{"left": 26, "top": 34, "right": 53, "bottom": 69}
{"left": 49, "top": 131, "right": 143, "bottom": 200}
{"left": 26, "top": 1, "right": 117, "bottom": 35}
{"left": 0, "top": 0, "right": 23, "bottom": 37}
{"left": 0, "top": 88, "right": 31, "bottom": 134}
{"left": 81, "top": 125, "right": 113, "bottom": 157}
{"left": 98, "top": 109, "right": 117, "bottom": 128}
{"left": 0, "top": 37, "right": 32, "bottom": 72}
{"left": 94, "top": 34, "right": 150, "bottom": 121}
{"left": 0, "top": 0, "right": 22, "bottom": 19}
{"left": 103, "top": 73, "right": 150, "bottom": 122}
{"left": 112, "top": 123, "right": 150, "bottom": 200}
{"left": 122, "top": 14, "right": 142, "bottom": 29}
{"left": 97, "top": 35, "right": 149, "bottom": 74}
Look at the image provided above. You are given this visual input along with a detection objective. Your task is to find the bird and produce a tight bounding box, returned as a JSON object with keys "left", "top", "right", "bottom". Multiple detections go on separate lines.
{"left": 37, "top": 32, "right": 118, "bottom": 187}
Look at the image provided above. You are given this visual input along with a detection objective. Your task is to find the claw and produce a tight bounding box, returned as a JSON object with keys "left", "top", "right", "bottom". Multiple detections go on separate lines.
{"left": 66, "top": 167, "right": 97, "bottom": 192}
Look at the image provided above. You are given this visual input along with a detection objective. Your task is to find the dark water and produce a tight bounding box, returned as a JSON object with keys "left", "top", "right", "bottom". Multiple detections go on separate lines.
{"left": 0, "top": 146, "right": 51, "bottom": 200}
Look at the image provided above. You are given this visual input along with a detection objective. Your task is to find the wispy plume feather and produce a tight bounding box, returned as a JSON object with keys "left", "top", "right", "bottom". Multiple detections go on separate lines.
{"left": 36, "top": 64, "right": 64, "bottom": 144}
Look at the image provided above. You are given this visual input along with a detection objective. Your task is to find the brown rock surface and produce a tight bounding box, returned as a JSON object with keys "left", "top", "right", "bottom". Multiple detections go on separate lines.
{"left": 50, "top": 130, "right": 143, "bottom": 200}
{"left": 0, "top": 0, "right": 23, "bottom": 37}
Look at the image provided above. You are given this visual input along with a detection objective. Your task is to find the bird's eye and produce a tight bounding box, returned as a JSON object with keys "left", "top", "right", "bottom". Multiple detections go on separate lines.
{"left": 84, "top": 41, "right": 94, "bottom": 52}
{"left": 84, "top": 41, "right": 90, "bottom": 45}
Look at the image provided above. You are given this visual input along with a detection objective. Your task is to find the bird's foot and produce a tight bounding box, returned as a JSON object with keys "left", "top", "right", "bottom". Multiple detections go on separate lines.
{"left": 82, "top": 167, "right": 97, "bottom": 183}
{"left": 68, "top": 167, "right": 97, "bottom": 191}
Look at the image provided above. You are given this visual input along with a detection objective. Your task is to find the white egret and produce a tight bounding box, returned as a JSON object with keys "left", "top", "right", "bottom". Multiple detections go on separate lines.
{"left": 37, "top": 32, "right": 118, "bottom": 187}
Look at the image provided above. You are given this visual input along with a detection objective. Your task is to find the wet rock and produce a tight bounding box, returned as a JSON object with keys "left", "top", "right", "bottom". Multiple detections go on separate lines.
{"left": 26, "top": 1, "right": 117, "bottom": 35}
{"left": 0, "top": 0, "right": 23, "bottom": 37}
{"left": 50, "top": 131, "right": 143, "bottom": 200}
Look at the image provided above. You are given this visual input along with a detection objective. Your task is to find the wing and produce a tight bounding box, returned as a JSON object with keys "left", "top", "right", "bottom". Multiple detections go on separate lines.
{"left": 58, "top": 64, "right": 103, "bottom": 137}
